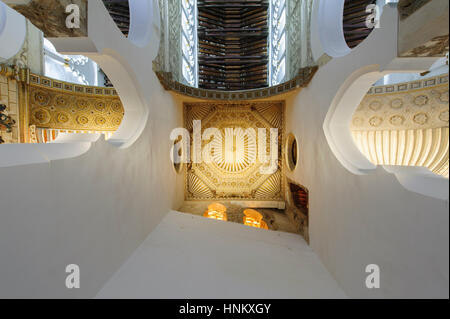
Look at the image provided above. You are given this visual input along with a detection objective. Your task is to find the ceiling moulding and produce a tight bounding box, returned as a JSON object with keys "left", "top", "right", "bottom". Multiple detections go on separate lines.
{"left": 153, "top": 65, "right": 318, "bottom": 101}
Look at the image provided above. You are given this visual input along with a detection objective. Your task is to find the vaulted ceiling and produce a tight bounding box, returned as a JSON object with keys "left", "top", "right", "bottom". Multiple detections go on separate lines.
{"left": 184, "top": 101, "right": 284, "bottom": 201}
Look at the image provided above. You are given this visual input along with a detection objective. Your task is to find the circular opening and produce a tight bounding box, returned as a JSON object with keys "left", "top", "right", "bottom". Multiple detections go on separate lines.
{"left": 286, "top": 133, "right": 298, "bottom": 171}
{"left": 172, "top": 137, "right": 184, "bottom": 174}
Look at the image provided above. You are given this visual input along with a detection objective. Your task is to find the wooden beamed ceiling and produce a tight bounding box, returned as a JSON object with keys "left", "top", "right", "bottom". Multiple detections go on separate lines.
{"left": 102, "top": 0, "right": 130, "bottom": 36}
{"left": 343, "top": 0, "right": 377, "bottom": 49}
{"left": 198, "top": 0, "right": 269, "bottom": 91}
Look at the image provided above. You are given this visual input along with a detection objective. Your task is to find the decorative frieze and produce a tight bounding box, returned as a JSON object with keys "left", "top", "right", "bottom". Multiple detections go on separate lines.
{"left": 155, "top": 66, "right": 317, "bottom": 101}
{"left": 352, "top": 74, "right": 449, "bottom": 178}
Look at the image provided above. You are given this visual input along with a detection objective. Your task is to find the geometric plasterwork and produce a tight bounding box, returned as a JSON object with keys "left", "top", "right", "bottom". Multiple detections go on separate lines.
{"left": 352, "top": 127, "right": 449, "bottom": 178}
{"left": 400, "top": 35, "right": 449, "bottom": 58}
{"left": 28, "top": 74, "right": 124, "bottom": 132}
{"left": 351, "top": 75, "right": 449, "bottom": 132}
{"left": 351, "top": 74, "right": 449, "bottom": 178}
{"left": 184, "top": 101, "right": 285, "bottom": 201}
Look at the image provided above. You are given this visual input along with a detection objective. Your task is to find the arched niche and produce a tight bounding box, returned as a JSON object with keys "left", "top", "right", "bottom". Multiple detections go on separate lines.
{"left": 316, "top": 0, "right": 396, "bottom": 59}
{"left": 321, "top": 3, "right": 448, "bottom": 200}
{"left": 1, "top": 0, "right": 161, "bottom": 168}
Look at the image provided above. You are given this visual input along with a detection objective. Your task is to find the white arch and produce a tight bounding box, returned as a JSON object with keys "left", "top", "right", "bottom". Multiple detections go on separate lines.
{"left": 384, "top": 166, "right": 449, "bottom": 201}
{"left": 0, "top": 0, "right": 161, "bottom": 168}
{"left": 315, "top": 0, "right": 399, "bottom": 59}
{"left": 128, "top": 0, "right": 161, "bottom": 49}
{"left": 0, "top": 1, "right": 26, "bottom": 62}
{"left": 49, "top": 0, "right": 161, "bottom": 148}
{"left": 317, "top": 0, "right": 350, "bottom": 58}
{"left": 322, "top": 3, "right": 447, "bottom": 199}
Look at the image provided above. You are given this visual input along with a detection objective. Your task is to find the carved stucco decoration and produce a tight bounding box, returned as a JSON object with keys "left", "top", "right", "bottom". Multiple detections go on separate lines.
{"left": 351, "top": 74, "right": 449, "bottom": 178}
{"left": 28, "top": 73, "right": 124, "bottom": 131}
{"left": 184, "top": 102, "right": 285, "bottom": 201}
{"left": 351, "top": 74, "right": 449, "bottom": 131}
{"left": 352, "top": 127, "right": 449, "bottom": 178}
{"left": 398, "top": 0, "right": 433, "bottom": 20}
{"left": 400, "top": 35, "right": 449, "bottom": 58}
{"left": 9, "top": 0, "right": 88, "bottom": 38}
{"left": 287, "top": 0, "right": 314, "bottom": 81}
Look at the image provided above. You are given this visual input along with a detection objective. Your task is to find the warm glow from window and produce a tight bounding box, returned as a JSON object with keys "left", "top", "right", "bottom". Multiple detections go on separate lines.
{"left": 203, "top": 203, "right": 227, "bottom": 221}
{"left": 243, "top": 209, "right": 269, "bottom": 230}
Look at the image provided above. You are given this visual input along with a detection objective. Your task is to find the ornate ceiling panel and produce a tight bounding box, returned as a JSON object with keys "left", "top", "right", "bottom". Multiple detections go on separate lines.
{"left": 28, "top": 74, "right": 124, "bottom": 132}
{"left": 351, "top": 77, "right": 449, "bottom": 131}
{"left": 351, "top": 74, "right": 449, "bottom": 178}
{"left": 184, "top": 101, "right": 285, "bottom": 201}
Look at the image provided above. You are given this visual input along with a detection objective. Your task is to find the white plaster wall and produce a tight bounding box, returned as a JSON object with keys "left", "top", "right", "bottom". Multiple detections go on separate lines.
{"left": 284, "top": 29, "right": 449, "bottom": 299}
{"left": 0, "top": 1, "right": 184, "bottom": 298}
{"left": 97, "top": 211, "right": 347, "bottom": 299}
{"left": 287, "top": 89, "right": 449, "bottom": 298}
{"left": 0, "top": 77, "right": 184, "bottom": 298}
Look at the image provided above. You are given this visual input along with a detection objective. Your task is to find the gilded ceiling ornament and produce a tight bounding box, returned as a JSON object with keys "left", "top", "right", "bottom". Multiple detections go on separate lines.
{"left": 76, "top": 115, "right": 89, "bottom": 126}
{"left": 188, "top": 172, "right": 214, "bottom": 198}
{"left": 184, "top": 102, "right": 284, "bottom": 201}
{"left": 369, "top": 100, "right": 382, "bottom": 111}
{"left": 95, "top": 116, "right": 107, "bottom": 126}
{"left": 414, "top": 95, "right": 429, "bottom": 106}
{"left": 390, "top": 98, "right": 404, "bottom": 109}
{"left": 111, "top": 101, "right": 124, "bottom": 113}
{"left": 55, "top": 95, "right": 68, "bottom": 107}
{"left": 413, "top": 112, "right": 429, "bottom": 125}
{"left": 76, "top": 99, "right": 90, "bottom": 110}
{"left": 56, "top": 112, "right": 70, "bottom": 124}
{"left": 112, "top": 117, "right": 123, "bottom": 126}
{"left": 32, "top": 109, "right": 51, "bottom": 125}
{"left": 33, "top": 90, "right": 50, "bottom": 106}
{"left": 94, "top": 101, "right": 107, "bottom": 112}
{"left": 390, "top": 115, "right": 406, "bottom": 126}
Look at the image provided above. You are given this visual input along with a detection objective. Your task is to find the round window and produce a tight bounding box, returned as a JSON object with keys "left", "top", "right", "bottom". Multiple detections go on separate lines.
{"left": 172, "top": 137, "right": 184, "bottom": 174}
{"left": 286, "top": 133, "right": 298, "bottom": 171}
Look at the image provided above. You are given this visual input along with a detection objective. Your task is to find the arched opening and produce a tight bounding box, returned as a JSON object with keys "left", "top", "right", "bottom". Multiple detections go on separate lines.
{"left": 152, "top": 0, "right": 317, "bottom": 97}
{"left": 101, "top": 0, "right": 160, "bottom": 49}
{"left": 350, "top": 71, "right": 449, "bottom": 178}
{"left": 318, "top": 0, "right": 396, "bottom": 58}
{"left": 0, "top": 64, "right": 125, "bottom": 146}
